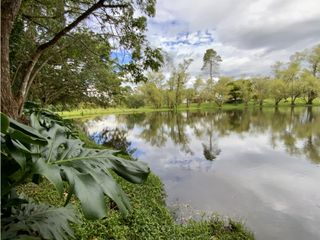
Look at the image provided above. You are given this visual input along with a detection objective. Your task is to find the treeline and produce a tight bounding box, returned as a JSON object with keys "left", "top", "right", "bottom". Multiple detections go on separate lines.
{"left": 127, "top": 44, "right": 320, "bottom": 109}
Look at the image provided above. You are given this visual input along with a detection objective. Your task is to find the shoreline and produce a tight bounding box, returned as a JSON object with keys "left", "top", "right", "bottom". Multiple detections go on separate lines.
{"left": 56, "top": 101, "right": 320, "bottom": 119}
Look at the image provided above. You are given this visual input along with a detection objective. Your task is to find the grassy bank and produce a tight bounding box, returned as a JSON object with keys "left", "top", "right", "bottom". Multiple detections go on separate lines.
{"left": 19, "top": 128, "right": 254, "bottom": 240}
{"left": 57, "top": 98, "right": 320, "bottom": 119}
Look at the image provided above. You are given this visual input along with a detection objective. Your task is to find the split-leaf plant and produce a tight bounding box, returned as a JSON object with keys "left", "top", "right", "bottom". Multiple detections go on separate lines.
{"left": 1, "top": 110, "right": 150, "bottom": 239}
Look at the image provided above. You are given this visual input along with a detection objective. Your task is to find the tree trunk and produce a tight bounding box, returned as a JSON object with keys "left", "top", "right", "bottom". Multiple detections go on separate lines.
{"left": 307, "top": 91, "right": 316, "bottom": 105}
{"left": 1, "top": 0, "right": 22, "bottom": 119}
{"left": 1, "top": 0, "right": 112, "bottom": 118}
{"left": 259, "top": 100, "right": 263, "bottom": 107}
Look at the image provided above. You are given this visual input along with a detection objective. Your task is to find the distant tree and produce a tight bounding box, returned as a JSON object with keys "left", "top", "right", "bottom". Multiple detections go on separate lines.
{"left": 300, "top": 70, "right": 320, "bottom": 104}
{"left": 252, "top": 77, "right": 269, "bottom": 107}
{"left": 146, "top": 71, "right": 166, "bottom": 89}
{"left": 239, "top": 80, "right": 253, "bottom": 106}
{"left": 268, "top": 78, "right": 287, "bottom": 106}
{"left": 125, "top": 94, "right": 145, "bottom": 108}
{"left": 202, "top": 78, "right": 215, "bottom": 103}
{"left": 184, "top": 88, "right": 195, "bottom": 108}
{"left": 275, "top": 60, "right": 301, "bottom": 105}
{"left": 193, "top": 77, "right": 205, "bottom": 106}
{"left": 201, "top": 49, "right": 222, "bottom": 81}
{"left": 305, "top": 44, "right": 320, "bottom": 77}
{"left": 227, "top": 81, "right": 242, "bottom": 103}
{"left": 212, "top": 76, "right": 231, "bottom": 107}
{"left": 164, "top": 90, "right": 176, "bottom": 109}
{"left": 139, "top": 82, "right": 163, "bottom": 108}
{"left": 168, "top": 59, "right": 193, "bottom": 109}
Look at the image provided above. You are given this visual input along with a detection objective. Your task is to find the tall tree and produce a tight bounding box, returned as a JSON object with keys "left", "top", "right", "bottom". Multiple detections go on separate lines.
{"left": 201, "top": 48, "right": 222, "bottom": 81}
{"left": 168, "top": 59, "right": 193, "bottom": 109}
{"left": 1, "top": 0, "right": 162, "bottom": 119}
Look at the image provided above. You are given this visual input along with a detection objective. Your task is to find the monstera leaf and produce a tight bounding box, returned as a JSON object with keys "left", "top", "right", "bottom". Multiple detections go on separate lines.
{"left": 1, "top": 110, "right": 150, "bottom": 239}
{"left": 1, "top": 203, "right": 78, "bottom": 240}
{"left": 29, "top": 112, "right": 150, "bottom": 219}
{"left": 1, "top": 113, "right": 48, "bottom": 197}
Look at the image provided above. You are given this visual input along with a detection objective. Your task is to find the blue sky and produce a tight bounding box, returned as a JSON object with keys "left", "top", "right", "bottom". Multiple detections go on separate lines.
{"left": 146, "top": 0, "right": 320, "bottom": 80}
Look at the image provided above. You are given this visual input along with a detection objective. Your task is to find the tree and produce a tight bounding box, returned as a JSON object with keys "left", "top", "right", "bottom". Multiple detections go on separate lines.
{"left": 252, "top": 77, "right": 269, "bottom": 107}
{"left": 275, "top": 60, "right": 301, "bottom": 105}
{"left": 212, "top": 76, "right": 231, "bottom": 107}
{"left": 137, "top": 71, "right": 166, "bottom": 108}
{"left": 1, "top": 0, "right": 163, "bottom": 119}
{"left": 168, "top": 59, "right": 193, "bottom": 109}
{"left": 201, "top": 49, "right": 222, "bottom": 81}
{"left": 193, "top": 77, "right": 205, "bottom": 106}
{"left": 26, "top": 31, "right": 123, "bottom": 108}
{"left": 184, "top": 88, "right": 195, "bottom": 108}
{"left": 227, "top": 81, "right": 242, "bottom": 103}
{"left": 202, "top": 78, "right": 215, "bottom": 103}
{"left": 268, "top": 78, "right": 287, "bottom": 106}
{"left": 305, "top": 44, "right": 320, "bottom": 77}
{"left": 238, "top": 80, "right": 253, "bottom": 106}
{"left": 125, "top": 94, "right": 145, "bottom": 108}
{"left": 300, "top": 70, "right": 320, "bottom": 104}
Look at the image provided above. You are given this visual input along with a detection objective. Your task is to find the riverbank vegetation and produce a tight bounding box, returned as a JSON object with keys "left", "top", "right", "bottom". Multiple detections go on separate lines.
{"left": 56, "top": 98, "right": 320, "bottom": 118}
{"left": 18, "top": 124, "right": 254, "bottom": 240}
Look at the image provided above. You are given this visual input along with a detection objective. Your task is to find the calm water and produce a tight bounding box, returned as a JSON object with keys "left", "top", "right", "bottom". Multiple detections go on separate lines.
{"left": 84, "top": 107, "right": 320, "bottom": 240}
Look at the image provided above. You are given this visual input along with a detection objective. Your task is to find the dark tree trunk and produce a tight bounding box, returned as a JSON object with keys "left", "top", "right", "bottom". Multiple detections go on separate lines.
{"left": 1, "top": 0, "right": 22, "bottom": 119}
{"left": 307, "top": 91, "right": 316, "bottom": 105}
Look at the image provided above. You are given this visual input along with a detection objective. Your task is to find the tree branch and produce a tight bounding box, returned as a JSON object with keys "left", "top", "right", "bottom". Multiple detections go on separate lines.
{"left": 16, "top": 0, "right": 130, "bottom": 114}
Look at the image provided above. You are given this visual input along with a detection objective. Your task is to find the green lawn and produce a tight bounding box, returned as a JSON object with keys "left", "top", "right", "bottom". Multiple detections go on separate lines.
{"left": 56, "top": 98, "right": 320, "bottom": 119}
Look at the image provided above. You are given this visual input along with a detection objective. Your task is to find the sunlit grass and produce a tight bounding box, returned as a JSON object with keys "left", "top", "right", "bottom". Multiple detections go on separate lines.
{"left": 56, "top": 98, "right": 320, "bottom": 119}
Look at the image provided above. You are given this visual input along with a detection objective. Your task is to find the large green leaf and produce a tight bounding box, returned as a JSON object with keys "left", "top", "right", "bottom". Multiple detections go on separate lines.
{"left": 30, "top": 112, "right": 150, "bottom": 219}
{"left": 1, "top": 112, "right": 9, "bottom": 133}
{"left": 9, "top": 117, "right": 47, "bottom": 146}
{"left": 1, "top": 203, "right": 78, "bottom": 240}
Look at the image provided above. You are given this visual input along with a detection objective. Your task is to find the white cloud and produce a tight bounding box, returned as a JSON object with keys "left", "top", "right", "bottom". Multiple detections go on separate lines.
{"left": 147, "top": 0, "right": 320, "bottom": 79}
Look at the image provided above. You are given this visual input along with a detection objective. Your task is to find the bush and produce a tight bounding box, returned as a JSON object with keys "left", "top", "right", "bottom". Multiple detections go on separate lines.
{"left": 125, "top": 94, "right": 145, "bottom": 108}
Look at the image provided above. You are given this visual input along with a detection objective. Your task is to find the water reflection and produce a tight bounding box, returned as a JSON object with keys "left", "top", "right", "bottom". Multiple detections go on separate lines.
{"left": 91, "top": 127, "right": 136, "bottom": 155}
{"left": 101, "top": 108, "right": 320, "bottom": 164}
{"left": 84, "top": 107, "right": 320, "bottom": 240}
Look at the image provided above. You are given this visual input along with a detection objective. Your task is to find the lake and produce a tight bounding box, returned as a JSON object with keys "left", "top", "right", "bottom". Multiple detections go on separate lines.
{"left": 83, "top": 107, "right": 320, "bottom": 240}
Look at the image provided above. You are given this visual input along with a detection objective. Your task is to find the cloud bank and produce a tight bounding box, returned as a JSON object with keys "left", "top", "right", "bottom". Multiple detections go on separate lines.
{"left": 147, "top": 0, "right": 320, "bottom": 79}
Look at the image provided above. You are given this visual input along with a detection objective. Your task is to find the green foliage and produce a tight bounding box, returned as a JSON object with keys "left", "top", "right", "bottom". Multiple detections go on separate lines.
{"left": 212, "top": 77, "right": 232, "bottom": 107}
{"left": 139, "top": 83, "right": 164, "bottom": 108}
{"left": 2, "top": 203, "right": 78, "bottom": 240}
{"left": 202, "top": 49, "right": 222, "bottom": 80}
{"left": 268, "top": 78, "right": 287, "bottom": 105}
{"left": 5, "top": 0, "right": 163, "bottom": 116}
{"left": 1, "top": 110, "right": 150, "bottom": 239}
{"left": 252, "top": 77, "right": 269, "bottom": 106}
{"left": 20, "top": 161, "right": 254, "bottom": 240}
{"left": 125, "top": 94, "right": 146, "bottom": 108}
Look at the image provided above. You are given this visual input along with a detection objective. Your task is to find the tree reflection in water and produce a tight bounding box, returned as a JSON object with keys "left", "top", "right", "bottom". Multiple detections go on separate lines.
{"left": 92, "top": 127, "right": 136, "bottom": 155}
{"left": 88, "top": 107, "right": 320, "bottom": 164}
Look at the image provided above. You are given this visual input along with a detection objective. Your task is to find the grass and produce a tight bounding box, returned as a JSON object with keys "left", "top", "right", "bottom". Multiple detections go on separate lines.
{"left": 19, "top": 127, "right": 254, "bottom": 240}
{"left": 56, "top": 98, "right": 320, "bottom": 119}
